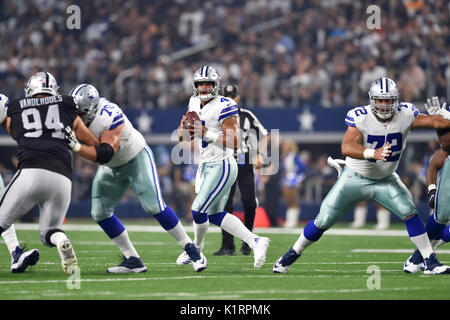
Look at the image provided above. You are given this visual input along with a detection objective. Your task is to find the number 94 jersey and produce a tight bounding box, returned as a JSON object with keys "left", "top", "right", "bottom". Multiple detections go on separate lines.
{"left": 88, "top": 98, "right": 146, "bottom": 168}
{"left": 344, "top": 103, "right": 419, "bottom": 180}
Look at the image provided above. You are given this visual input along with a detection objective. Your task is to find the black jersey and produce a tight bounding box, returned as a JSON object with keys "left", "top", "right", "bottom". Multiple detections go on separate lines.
{"left": 7, "top": 95, "right": 77, "bottom": 179}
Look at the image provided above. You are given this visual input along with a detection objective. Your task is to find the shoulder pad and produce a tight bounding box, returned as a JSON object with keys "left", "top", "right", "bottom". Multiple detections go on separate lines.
{"left": 97, "top": 99, "right": 124, "bottom": 130}
{"left": 345, "top": 106, "right": 369, "bottom": 127}
{"left": 398, "top": 102, "right": 419, "bottom": 117}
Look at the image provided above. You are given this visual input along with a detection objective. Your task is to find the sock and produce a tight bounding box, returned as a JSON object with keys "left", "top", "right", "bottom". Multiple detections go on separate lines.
{"left": 1, "top": 225, "right": 20, "bottom": 253}
{"left": 219, "top": 213, "right": 258, "bottom": 248}
{"left": 442, "top": 226, "right": 450, "bottom": 243}
{"left": 165, "top": 221, "right": 192, "bottom": 248}
{"left": 405, "top": 215, "right": 432, "bottom": 259}
{"left": 112, "top": 230, "right": 139, "bottom": 259}
{"left": 97, "top": 215, "right": 126, "bottom": 239}
{"left": 426, "top": 214, "right": 446, "bottom": 240}
{"left": 97, "top": 215, "right": 138, "bottom": 258}
{"left": 192, "top": 209, "right": 209, "bottom": 249}
{"left": 49, "top": 231, "right": 69, "bottom": 247}
{"left": 193, "top": 220, "right": 209, "bottom": 249}
{"left": 292, "top": 233, "right": 314, "bottom": 254}
{"left": 154, "top": 207, "right": 192, "bottom": 247}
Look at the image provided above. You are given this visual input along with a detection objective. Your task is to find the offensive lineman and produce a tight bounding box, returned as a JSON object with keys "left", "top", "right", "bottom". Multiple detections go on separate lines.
{"left": 176, "top": 66, "right": 270, "bottom": 272}
{"left": 273, "top": 77, "right": 450, "bottom": 275}
{"left": 66, "top": 84, "right": 195, "bottom": 273}
{"left": 0, "top": 72, "right": 99, "bottom": 274}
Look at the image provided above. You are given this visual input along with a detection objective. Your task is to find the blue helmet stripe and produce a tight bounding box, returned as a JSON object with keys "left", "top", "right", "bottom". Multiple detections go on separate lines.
{"left": 379, "top": 77, "right": 383, "bottom": 92}
{"left": 385, "top": 78, "right": 389, "bottom": 92}
{"left": 205, "top": 66, "right": 209, "bottom": 77}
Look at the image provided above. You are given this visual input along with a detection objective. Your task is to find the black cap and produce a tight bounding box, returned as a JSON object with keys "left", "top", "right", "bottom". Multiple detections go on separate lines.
{"left": 222, "top": 84, "right": 238, "bottom": 98}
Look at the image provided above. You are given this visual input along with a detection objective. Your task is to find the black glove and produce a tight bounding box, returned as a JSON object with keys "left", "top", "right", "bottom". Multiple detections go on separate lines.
{"left": 427, "top": 188, "right": 436, "bottom": 209}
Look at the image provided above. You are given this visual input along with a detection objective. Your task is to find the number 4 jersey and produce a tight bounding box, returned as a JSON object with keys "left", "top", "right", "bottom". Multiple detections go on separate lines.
{"left": 344, "top": 103, "right": 419, "bottom": 180}
{"left": 7, "top": 95, "right": 77, "bottom": 179}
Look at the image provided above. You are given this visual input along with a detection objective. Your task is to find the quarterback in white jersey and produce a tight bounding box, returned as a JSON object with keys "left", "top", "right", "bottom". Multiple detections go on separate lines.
{"left": 66, "top": 84, "right": 194, "bottom": 274}
{"left": 176, "top": 66, "right": 270, "bottom": 272}
{"left": 274, "top": 77, "right": 450, "bottom": 275}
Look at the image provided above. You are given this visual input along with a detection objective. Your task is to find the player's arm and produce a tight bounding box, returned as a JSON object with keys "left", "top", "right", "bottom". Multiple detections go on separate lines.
{"left": 412, "top": 114, "right": 450, "bottom": 130}
{"left": 72, "top": 116, "right": 100, "bottom": 146}
{"left": 341, "top": 126, "right": 392, "bottom": 161}
{"left": 199, "top": 116, "right": 240, "bottom": 149}
{"left": 66, "top": 122, "right": 123, "bottom": 164}
{"left": 2, "top": 117, "right": 13, "bottom": 139}
{"left": 254, "top": 134, "right": 270, "bottom": 169}
{"left": 426, "top": 148, "right": 447, "bottom": 208}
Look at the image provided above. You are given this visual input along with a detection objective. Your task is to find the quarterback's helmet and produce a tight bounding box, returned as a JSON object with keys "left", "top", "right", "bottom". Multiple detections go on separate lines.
{"left": 368, "top": 77, "right": 399, "bottom": 120}
{"left": 70, "top": 84, "right": 100, "bottom": 125}
{"left": 0, "top": 93, "right": 8, "bottom": 124}
{"left": 25, "top": 72, "right": 59, "bottom": 97}
{"left": 192, "top": 66, "right": 221, "bottom": 101}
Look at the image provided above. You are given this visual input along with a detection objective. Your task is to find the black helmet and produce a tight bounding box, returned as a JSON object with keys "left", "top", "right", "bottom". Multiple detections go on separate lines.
{"left": 222, "top": 84, "right": 238, "bottom": 98}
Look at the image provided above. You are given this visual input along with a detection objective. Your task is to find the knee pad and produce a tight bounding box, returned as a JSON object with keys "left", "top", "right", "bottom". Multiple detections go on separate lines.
{"left": 42, "top": 228, "right": 65, "bottom": 247}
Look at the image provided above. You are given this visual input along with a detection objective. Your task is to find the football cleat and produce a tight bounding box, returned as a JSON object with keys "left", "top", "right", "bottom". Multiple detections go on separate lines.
{"left": 107, "top": 256, "right": 147, "bottom": 273}
{"left": 11, "top": 245, "right": 40, "bottom": 273}
{"left": 403, "top": 249, "right": 424, "bottom": 274}
{"left": 423, "top": 253, "right": 450, "bottom": 275}
{"left": 176, "top": 251, "right": 192, "bottom": 265}
{"left": 176, "top": 242, "right": 204, "bottom": 265}
{"left": 184, "top": 243, "right": 207, "bottom": 272}
{"left": 57, "top": 239, "right": 78, "bottom": 275}
{"left": 273, "top": 248, "right": 301, "bottom": 273}
{"left": 253, "top": 237, "right": 270, "bottom": 269}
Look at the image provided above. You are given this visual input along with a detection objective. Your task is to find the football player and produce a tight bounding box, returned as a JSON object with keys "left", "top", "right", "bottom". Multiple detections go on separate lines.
{"left": 0, "top": 93, "right": 40, "bottom": 273}
{"left": 176, "top": 66, "right": 270, "bottom": 272}
{"left": 0, "top": 72, "right": 99, "bottom": 274}
{"left": 273, "top": 77, "right": 450, "bottom": 275}
{"left": 66, "top": 84, "right": 194, "bottom": 273}
{"left": 403, "top": 97, "right": 450, "bottom": 273}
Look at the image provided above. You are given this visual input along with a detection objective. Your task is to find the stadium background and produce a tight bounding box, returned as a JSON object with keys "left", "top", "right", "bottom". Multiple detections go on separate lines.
{"left": 0, "top": 0, "right": 448, "bottom": 226}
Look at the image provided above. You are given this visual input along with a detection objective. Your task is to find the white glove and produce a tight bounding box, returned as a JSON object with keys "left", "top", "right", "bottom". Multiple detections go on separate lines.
{"left": 65, "top": 126, "right": 81, "bottom": 152}
{"left": 327, "top": 156, "right": 345, "bottom": 177}
{"left": 439, "top": 102, "right": 450, "bottom": 120}
{"left": 424, "top": 96, "right": 441, "bottom": 115}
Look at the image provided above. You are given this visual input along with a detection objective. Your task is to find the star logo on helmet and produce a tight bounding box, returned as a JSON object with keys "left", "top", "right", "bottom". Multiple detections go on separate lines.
{"left": 88, "top": 94, "right": 94, "bottom": 101}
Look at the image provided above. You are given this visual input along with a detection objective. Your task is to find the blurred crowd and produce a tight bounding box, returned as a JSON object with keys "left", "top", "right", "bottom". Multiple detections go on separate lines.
{"left": 1, "top": 0, "right": 449, "bottom": 110}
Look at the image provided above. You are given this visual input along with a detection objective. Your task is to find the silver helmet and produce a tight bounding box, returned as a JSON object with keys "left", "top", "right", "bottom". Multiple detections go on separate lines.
{"left": 0, "top": 93, "right": 8, "bottom": 124}
{"left": 368, "top": 77, "right": 399, "bottom": 120}
{"left": 192, "top": 66, "right": 221, "bottom": 101}
{"left": 70, "top": 84, "right": 100, "bottom": 125}
{"left": 25, "top": 72, "right": 59, "bottom": 97}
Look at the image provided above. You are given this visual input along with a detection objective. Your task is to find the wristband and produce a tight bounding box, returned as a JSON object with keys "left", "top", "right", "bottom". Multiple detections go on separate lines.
{"left": 428, "top": 184, "right": 437, "bottom": 192}
{"left": 363, "top": 148, "right": 376, "bottom": 159}
{"left": 204, "top": 130, "right": 219, "bottom": 144}
{"left": 73, "top": 143, "right": 81, "bottom": 153}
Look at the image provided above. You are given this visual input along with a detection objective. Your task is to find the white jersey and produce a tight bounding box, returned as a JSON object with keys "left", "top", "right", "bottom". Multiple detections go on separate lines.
{"left": 88, "top": 98, "right": 146, "bottom": 168}
{"left": 344, "top": 103, "right": 419, "bottom": 179}
{"left": 188, "top": 95, "right": 238, "bottom": 164}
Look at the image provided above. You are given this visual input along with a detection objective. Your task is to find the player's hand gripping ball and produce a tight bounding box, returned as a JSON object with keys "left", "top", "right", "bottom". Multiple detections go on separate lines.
{"left": 183, "top": 111, "right": 201, "bottom": 139}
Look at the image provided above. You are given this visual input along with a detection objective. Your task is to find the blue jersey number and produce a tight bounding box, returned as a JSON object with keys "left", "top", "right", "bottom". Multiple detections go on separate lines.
{"left": 201, "top": 120, "right": 208, "bottom": 148}
{"left": 367, "top": 132, "right": 403, "bottom": 162}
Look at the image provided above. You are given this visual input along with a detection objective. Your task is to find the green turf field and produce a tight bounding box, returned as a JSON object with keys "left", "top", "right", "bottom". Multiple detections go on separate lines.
{"left": 1, "top": 221, "right": 449, "bottom": 301}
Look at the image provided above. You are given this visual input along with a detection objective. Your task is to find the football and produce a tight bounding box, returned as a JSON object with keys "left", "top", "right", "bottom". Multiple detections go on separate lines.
{"left": 183, "top": 111, "right": 201, "bottom": 130}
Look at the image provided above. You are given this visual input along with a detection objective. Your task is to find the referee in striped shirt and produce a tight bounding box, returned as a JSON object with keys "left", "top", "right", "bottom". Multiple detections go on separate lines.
{"left": 214, "top": 84, "right": 269, "bottom": 256}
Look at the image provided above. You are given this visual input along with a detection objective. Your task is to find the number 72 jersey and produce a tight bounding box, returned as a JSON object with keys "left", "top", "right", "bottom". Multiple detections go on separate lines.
{"left": 344, "top": 103, "right": 419, "bottom": 180}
